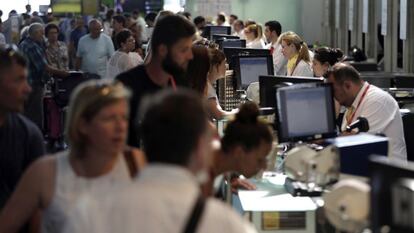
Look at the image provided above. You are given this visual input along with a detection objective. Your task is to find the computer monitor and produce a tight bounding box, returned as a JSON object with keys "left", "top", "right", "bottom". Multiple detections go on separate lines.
{"left": 218, "top": 39, "right": 246, "bottom": 50}
{"left": 276, "top": 83, "right": 337, "bottom": 143}
{"left": 212, "top": 34, "right": 239, "bottom": 42}
{"left": 370, "top": 155, "right": 414, "bottom": 233}
{"left": 201, "top": 26, "right": 231, "bottom": 40}
{"left": 234, "top": 55, "right": 274, "bottom": 88}
{"left": 259, "top": 75, "right": 324, "bottom": 108}
{"left": 223, "top": 48, "right": 271, "bottom": 70}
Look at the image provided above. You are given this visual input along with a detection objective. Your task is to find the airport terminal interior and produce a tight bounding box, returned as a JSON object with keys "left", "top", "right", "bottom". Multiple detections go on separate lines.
{"left": 0, "top": 0, "right": 414, "bottom": 232}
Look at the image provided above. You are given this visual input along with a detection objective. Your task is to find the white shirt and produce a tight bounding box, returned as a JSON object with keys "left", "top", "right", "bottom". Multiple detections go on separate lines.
{"left": 42, "top": 151, "right": 132, "bottom": 233}
{"left": 246, "top": 38, "right": 266, "bottom": 49}
{"left": 106, "top": 51, "right": 143, "bottom": 79}
{"left": 77, "top": 33, "right": 115, "bottom": 78}
{"left": 290, "top": 60, "right": 313, "bottom": 77}
{"left": 207, "top": 82, "right": 218, "bottom": 99}
{"left": 232, "top": 30, "right": 245, "bottom": 39}
{"left": 63, "top": 165, "right": 257, "bottom": 233}
{"left": 341, "top": 82, "right": 407, "bottom": 160}
{"left": 265, "top": 42, "right": 287, "bottom": 75}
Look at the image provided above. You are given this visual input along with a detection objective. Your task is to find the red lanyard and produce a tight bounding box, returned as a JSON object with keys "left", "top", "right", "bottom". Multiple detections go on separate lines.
{"left": 346, "top": 84, "right": 370, "bottom": 125}
{"left": 168, "top": 75, "right": 177, "bottom": 91}
{"left": 270, "top": 46, "right": 274, "bottom": 55}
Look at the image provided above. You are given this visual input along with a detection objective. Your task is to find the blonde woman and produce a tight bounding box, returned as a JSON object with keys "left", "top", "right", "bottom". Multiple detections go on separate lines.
{"left": 280, "top": 31, "right": 313, "bottom": 77}
{"left": 0, "top": 80, "right": 146, "bottom": 233}
{"left": 244, "top": 24, "right": 266, "bottom": 49}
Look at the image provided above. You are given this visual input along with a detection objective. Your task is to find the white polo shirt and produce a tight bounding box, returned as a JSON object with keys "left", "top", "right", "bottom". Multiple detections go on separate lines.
{"left": 265, "top": 42, "right": 287, "bottom": 75}
{"left": 341, "top": 82, "right": 407, "bottom": 160}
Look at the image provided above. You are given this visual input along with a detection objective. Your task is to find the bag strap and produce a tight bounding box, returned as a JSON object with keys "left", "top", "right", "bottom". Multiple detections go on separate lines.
{"left": 183, "top": 194, "right": 206, "bottom": 233}
{"left": 123, "top": 149, "right": 138, "bottom": 178}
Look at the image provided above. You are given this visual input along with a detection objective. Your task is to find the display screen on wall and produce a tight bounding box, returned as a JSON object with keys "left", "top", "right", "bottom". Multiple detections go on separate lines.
{"left": 51, "top": 0, "right": 81, "bottom": 13}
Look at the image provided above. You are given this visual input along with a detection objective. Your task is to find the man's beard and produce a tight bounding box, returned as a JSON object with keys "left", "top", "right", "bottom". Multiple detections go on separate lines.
{"left": 162, "top": 53, "right": 187, "bottom": 78}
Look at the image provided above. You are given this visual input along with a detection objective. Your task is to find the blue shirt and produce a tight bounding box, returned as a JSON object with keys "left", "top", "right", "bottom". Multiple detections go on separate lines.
{"left": 77, "top": 33, "right": 115, "bottom": 78}
{"left": 19, "top": 37, "right": 49, "bottom": 85}
{"left": 70, "top": 27, "right": 88, "bottom": 49}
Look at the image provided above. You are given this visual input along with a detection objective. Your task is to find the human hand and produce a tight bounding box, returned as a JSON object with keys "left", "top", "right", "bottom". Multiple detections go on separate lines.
{"left": 230, "top": 178, "right": 256, "bottom": 193}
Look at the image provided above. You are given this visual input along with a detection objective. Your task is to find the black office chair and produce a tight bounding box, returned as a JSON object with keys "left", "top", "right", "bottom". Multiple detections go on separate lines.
{"left": 401, "top": 111, "right": 414, "bottom": 161}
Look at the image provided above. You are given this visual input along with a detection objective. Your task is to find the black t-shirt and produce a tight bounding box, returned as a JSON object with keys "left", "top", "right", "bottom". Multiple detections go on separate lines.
{"left": 0, "top": 113, "right": 45, "bottom": 209}
{"left": 116, "top": 65, "right": 163, "bottom": 147}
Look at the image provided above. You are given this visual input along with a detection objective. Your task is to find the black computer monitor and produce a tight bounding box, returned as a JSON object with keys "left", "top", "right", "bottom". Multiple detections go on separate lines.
{"left": 276, "top": 83, "right": 337, "bottom": 143}
{"left": 234, "top": 55, "right": 274, "bottom": 89}
{"left": 370, "top": 155, "right": 414, "bottom": 233}
{"left": 223, "top": 48, "right": 271, "bottom": 69}
{"left": 212, "top": 34, "right": 239, "bottom": 42}
{"left": 201, "top": 26, "right": 231, "bottom": 40}
{"left": 218, "top": 39, "right": 246, "bottom": 49}
{"left": 259, "top": 75, "right": 324, "bottom": 108}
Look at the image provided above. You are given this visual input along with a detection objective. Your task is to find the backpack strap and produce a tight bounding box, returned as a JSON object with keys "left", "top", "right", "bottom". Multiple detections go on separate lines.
{"left": 123, "top": 149, "right": 138, "bottom": 178}
{"left": 183, "top": 194, "right": 206, "bottom": 233}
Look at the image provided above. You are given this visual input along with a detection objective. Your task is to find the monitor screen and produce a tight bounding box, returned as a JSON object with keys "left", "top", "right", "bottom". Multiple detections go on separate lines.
{"left": 276, "top": 83, "right": 336, "bottom": 142}
{"left": 259, "top": 75, "right": 324, "bottom": 108}
{"left": 223, "top": 48, "right": 271, "bottom": 70}
{"left": 201, "top": 26, "right": 231, "bottom": 40}
{"left": 370, "top": 155, "right": 414, "bottom": 233}
{"left": 219, "top": 39, "right": 246, "bottom": 49}
{"left": 236, "top": 56, "right": 274, "bottom": 88}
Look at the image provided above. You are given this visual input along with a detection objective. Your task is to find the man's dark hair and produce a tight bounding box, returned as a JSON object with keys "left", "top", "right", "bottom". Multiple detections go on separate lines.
{"left": 193, "top": 16, "right": 205, "bottom": 26}
{"left": 44, "top": 23, "right": 59, "bottom": 37}
{"left": 217, "top": 13, "right": 226, "bottom": 23}
{"left": 112, "top": 15, "right": 126, "bottom": 27}
{"left": 151, "top": 15, "right": 195, "bottom": 54}
{"left": 329, "top": 63, "right": 361, "bottom": 84}
{"left": 144, "top": 12, "right": 157, "bottom": 23}
{"left": 140, "top": 89, "right": 208, "bottom": 166}
{"left": 0, "top": 46, "right": 27, "bottom": 76}
{"left": 265, "top": 20, "right": 282, "bottom": 37}
{"left": 230, "top": 14, "right": 238, "bottom": 20}
{"left": 116, "top": 29, "right": 132, "bottom": 48}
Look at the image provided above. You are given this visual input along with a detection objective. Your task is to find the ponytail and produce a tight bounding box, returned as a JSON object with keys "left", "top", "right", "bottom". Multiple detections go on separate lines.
{"left": 297, "top": 42, "right": 310, "bottom": 65}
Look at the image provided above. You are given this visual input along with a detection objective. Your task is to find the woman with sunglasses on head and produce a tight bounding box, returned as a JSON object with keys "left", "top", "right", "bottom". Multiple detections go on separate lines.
{"left": 280, "top": 31, "right": 313, "bottom": 77}
{"left": 0, "top": 80, "right": 146, "bottom": 233}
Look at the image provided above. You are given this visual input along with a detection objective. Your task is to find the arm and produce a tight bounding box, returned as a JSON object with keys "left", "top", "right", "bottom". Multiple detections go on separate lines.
{"left": 207, "top": 98, "right": 225, "bottom": 120}
{"left": 75, "top": 40, "right": 84, "bottom": 71}
{"left": 75, "top": 57, "right": 82, "bottom": 71}
{"left": 45, "top": 65, "right": 69, "bottom": 78}
{"left": 0, "top": 158, "right": 52, "bottom": 233}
